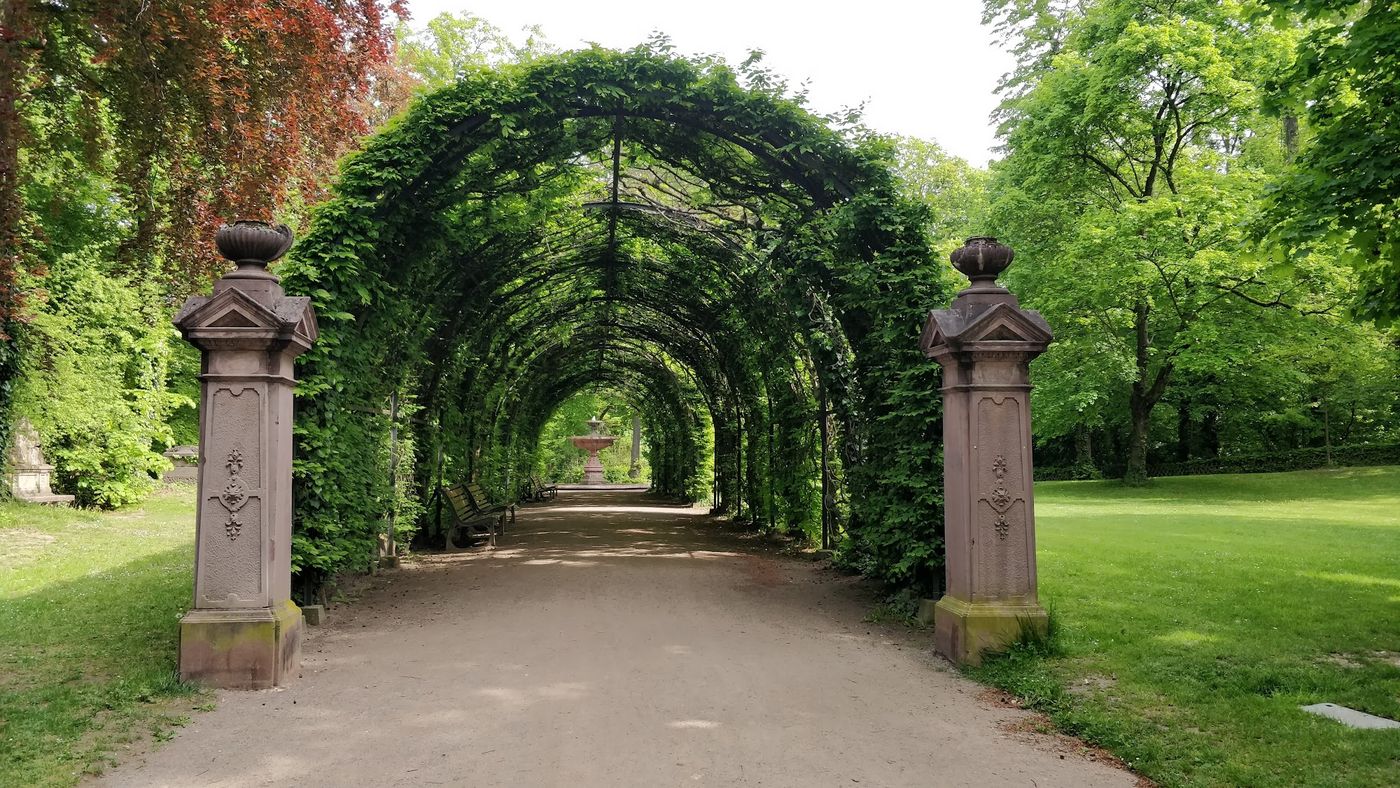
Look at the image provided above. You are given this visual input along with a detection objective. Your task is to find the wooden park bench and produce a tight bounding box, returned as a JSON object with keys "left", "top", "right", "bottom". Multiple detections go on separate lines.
{"left": 466, "top": 481, "right": 516, "bottom": 526}
{"left": 524, "top": 475, "right": 558, "bottom": 502}
{"left": 442, "top": 483, "right": 503, "bottom": 549}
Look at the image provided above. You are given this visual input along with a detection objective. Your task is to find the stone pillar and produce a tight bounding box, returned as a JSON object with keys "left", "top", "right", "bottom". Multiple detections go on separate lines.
{"left": 920, "top": 237, "right": 1052, "bottom": 666}
{"left": 172, "top": 221, "right": 317, "bottom": 689}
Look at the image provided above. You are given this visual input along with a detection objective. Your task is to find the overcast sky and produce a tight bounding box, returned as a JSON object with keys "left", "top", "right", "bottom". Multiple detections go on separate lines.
{"left": 403, "top": 1, "right": 1014, "bottom": 166}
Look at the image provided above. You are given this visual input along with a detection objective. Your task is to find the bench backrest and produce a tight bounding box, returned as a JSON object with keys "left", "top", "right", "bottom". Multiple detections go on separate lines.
{"left": 466, "top": 482, "right": 494, "bottom": 509}
{"left": 443, "top": 484, "right": 476, "bottom": 519}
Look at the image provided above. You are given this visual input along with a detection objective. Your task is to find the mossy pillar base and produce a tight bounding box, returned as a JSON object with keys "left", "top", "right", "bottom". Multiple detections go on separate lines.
{"left": 173, "top": 222, "right": 317, "bottom": 689}
{"left": 179, "top": 600, "right": 304, "bottom": 689}
{"left": 933, "top": 597, "right": 1047, "bottom": 667}
{"left": 921, "top": 238, "right": 1053, "bottom": 666}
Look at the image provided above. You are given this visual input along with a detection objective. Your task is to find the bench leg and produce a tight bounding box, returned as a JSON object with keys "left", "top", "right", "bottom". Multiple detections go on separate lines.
{"left": 445, "top": 526, "right": 463, "bottom": 552}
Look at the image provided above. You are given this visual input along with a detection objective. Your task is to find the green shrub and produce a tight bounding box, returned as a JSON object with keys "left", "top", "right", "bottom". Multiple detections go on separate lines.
{"left": 1037, "top": 442, "right": 1400, "bottom": 481}
{"left": 11, "top": 254, "right": 185, "bottom": 507}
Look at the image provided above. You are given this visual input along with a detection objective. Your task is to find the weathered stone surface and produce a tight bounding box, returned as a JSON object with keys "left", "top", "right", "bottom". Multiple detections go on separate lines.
{"left": 1300, "top": 703, "right": 1400, "bottom": 729}
{"left": 173, "top": 221, "right": 316, "bottom": 689}
{"left": 5, "top": 418, "right": 74, "bottom": 506}
{"left": 933, "top": 596, "right": 1048, "bottom": 666}
{"left": 179, "top": 600, "right": 303, "bottom": 690}
{"left": 163, "top": 445, "right": 200, "bottom": 482}
{"left": 915, "top": 598, "right": 939, "bottom": 626}
{"left": 301, "top": 604, "right": 325, "bottom": 626}
{"left": 924, "top": 238, "right": 1052, "bottom": 665}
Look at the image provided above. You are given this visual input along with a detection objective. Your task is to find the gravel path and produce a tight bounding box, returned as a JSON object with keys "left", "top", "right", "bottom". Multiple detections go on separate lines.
{"left": 99, "top": 491, "right": 1134, "bottom": 788}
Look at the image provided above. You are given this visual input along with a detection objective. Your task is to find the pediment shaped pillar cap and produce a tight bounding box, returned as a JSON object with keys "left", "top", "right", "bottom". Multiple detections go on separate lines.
{"left": 175, "top": 286, "right": 315, "bottom": 336}
{"left": 921, "top": 302, "right": 1053, "bottom": 358}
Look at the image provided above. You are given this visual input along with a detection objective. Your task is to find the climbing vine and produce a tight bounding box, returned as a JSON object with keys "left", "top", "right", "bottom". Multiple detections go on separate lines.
{"left": 280, "top": 45, "right": 953, "bottom": 594}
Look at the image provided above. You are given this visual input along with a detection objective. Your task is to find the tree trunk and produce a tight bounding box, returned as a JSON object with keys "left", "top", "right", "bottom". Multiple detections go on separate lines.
{"left": 629, "top": 415, "right": 641, "bottom": 479}
{"left": 1323, "top": 405, "right": 1332, "bottom": 465}
{"left": 1201, "top": 410, "right": 1221, "bottom": 457}
{"left": 1124, "top": 300, "right": 1171, "bottom": 485}
{"left": 1176, "top": 398, "right": 1192, "bottom": 462}
{"left": 0, "top": 1, "right": 36, "bottom": 442}
{"left": 1125, "top": 399, "right": 1152, "bottom": 485}
{"left": 1074, "top": 424, "right": 1094, "bottom": 467}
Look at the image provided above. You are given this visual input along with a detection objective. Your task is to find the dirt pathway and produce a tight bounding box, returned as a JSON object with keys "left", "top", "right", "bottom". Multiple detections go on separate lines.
{"left": 99, "top": 491, "right": 1134, "bottom": 787}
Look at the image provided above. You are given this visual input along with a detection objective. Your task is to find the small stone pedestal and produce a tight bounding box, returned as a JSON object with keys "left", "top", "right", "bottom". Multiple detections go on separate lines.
{"left": 173, "top": 221, "right": 317, "bottom": 689}
{"left": 5, "top": 419, "right": 74, "bottom": 505}
{"left": 582, "top": 453, "right": 606, "bottom": 485}
{"left": 163, "top": 445, "right": 200, "bottom": 483}
{"left": 921, "top": 237, "right": 1053, "bottom": 666}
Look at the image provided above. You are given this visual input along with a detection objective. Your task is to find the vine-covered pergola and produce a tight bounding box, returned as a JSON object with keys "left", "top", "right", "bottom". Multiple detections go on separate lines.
{"left": 280, "top": 46, "right": 950, "bottom": 590}
{"left": 173, "top": 45, "right": 1055, "bottom": 687}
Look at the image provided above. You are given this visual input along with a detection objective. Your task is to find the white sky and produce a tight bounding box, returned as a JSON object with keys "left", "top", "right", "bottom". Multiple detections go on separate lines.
{"left": 402, "top": 1, "right": 1014, "bottom": 166}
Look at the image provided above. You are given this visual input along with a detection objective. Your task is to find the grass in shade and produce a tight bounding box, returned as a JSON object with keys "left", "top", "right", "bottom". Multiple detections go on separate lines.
{"left": 0, "top": 485, "right": 206, "bottom": 787}
{"left": 971, "top": 466, "right": 1400, "bottom": 787}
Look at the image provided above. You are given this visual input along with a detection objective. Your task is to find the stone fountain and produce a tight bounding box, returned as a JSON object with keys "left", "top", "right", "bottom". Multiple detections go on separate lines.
{"left": 570, "top": 418, "right": 616, "bottom": 486}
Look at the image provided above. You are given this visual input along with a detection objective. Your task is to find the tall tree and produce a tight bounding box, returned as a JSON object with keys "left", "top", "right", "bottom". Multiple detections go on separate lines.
{"left": 396, "top": 11, "right": 550, "bottom": 91}
{"left": 1, "top": 0, "right": 406, "bottom": 496}
{"left": 986, "top": 0, "right": 1342, "bottom": 483}
{"left": 18, "top": 0, "right": 405, "bottom": 290}
{"left": 889, "top": 136, "right": 989, "bottom": 258}
{"left": 1260, "top": 0, "right": 1400, "bottom": 322}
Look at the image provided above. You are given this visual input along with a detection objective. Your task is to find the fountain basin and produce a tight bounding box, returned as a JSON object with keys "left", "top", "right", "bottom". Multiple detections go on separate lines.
{"left": 569, "top": 436, "right": 617, "bottom": 452}
{"left": 570, "top": 420, "right": 618, "bottom": 485}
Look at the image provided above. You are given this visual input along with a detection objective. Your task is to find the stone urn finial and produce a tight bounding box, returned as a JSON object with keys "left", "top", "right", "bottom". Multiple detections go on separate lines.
{"left": 950, "top": 236, "right": 1014, "bottom": 286}
{"left": 215, "top": 221, "right": 294, "bottom": 271}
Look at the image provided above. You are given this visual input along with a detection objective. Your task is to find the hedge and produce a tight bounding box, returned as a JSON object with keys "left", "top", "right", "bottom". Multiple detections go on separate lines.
{"left": 1036, "top": 443, "right": 1400, "bottom": 481}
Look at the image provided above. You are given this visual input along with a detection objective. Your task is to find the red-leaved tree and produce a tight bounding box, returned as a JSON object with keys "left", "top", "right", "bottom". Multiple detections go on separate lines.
{"left": 3, "top": 0, "right": 406, "bottom": 317}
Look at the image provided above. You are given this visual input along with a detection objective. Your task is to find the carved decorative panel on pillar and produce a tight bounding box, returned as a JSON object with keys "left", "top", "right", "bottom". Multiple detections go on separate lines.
{"left": 173, "top": 221, "right": 317, "bottom": 689}
{"left": 920, "top": 237, "right": 1052, "bottom": 666}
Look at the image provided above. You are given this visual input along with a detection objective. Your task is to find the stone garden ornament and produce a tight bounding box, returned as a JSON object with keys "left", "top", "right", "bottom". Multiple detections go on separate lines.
{"left": 172, "top": 221, "right": 317, "bottom": 689}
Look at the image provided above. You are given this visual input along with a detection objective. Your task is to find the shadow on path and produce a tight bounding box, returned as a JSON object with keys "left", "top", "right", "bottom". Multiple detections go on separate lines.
{"left": 99, "top": 491, "right": 1134, "bottom": 788}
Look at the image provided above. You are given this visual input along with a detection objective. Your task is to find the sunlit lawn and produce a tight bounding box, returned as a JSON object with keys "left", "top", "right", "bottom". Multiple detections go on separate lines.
{"left": 0, "top": 485, "right": 204, "bottom": 787}
{"left": 974, "top": 467, "right": 1400, "bottom": 787}
{"left": 5, "top": 470, "right": 1399, "bottom": 786}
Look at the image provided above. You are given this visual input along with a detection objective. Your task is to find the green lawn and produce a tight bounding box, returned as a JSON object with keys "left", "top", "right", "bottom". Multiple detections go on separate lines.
{"left": 4, "top": 470, "right": 1399, "bottom": 786}
{"left": 974, "top": 466, "right": 1400, "bottom": 787}
{"left": 0, "top": 486, "right": 204, "bottom": 787}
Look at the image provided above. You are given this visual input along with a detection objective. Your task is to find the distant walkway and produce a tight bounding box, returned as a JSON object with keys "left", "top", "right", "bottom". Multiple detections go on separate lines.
{"left": 101, "top": 491, "right": 1133, "bottom": 787}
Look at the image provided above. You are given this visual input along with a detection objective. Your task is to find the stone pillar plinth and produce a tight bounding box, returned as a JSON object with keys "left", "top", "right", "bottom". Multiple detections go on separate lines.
{"left": 920, "top": 237, "right": 1052, "bottom": 666}
{"left": 173, "top": 222, "right": 317, "bottom": 689}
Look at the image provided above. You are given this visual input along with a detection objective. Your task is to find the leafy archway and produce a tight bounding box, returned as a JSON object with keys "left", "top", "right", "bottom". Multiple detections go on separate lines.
{"left": 280, "top": 45, "right": 951, "bottom": 593}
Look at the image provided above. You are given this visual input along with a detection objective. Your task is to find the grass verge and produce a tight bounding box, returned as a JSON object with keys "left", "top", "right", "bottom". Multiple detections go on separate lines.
{"left": 969, "top": 466, "right": 1400, "bottom": 787}
{"left": 0, "top": 485, "right": 204, "bottom": 786}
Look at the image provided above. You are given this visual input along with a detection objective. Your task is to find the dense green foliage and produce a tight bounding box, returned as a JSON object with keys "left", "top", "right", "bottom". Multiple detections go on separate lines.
{"left": 1, "top": 1, "right": 402, "bottom": 507}
{"left": 1039, "top": 441, "right": 1400, "bottom": 480}
{"left": 281, "top": 45, "right": 952, "bottom": 593}
{"left": 974, "top": 467, "right": 1400, "bottom": 786}
{"left": 984, "top": 0, "right": 1400, "bottom": 483}
{"left": 10, "top": 257, "right": 182, "bottom": 506}
{"left": 1262, "top": 0, "right": 1400, "bottom": 322}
